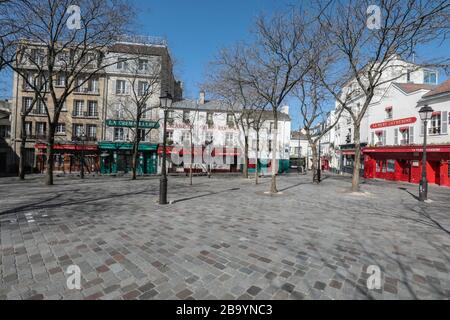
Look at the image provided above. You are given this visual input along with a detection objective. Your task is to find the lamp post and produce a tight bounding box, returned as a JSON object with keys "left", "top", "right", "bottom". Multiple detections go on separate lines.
{"left": 317, "top": 141, "right": 321, "bottom": 183}
{"left": 159, "top": 91, "right": 173, "bottom": 205}
{"left": 418, "top": 105, "right": 434, "bottom": 202}
{"left": 80, "top": 130, "right": 87, "bottom": 179}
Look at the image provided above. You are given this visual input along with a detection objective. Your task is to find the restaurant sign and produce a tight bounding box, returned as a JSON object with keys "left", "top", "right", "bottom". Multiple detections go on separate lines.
{"left": 370, "top": 117, "right": 417, "bottom": 129}
{"left": 106, "top": 119, "right": 160, "bottom": 129}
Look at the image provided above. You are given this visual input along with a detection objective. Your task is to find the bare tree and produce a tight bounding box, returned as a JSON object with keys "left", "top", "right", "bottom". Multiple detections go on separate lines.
{"left": 4, "top": 0, "right": 134, "bottom": 185}
{"left": 222, "top": 11, "right": 313, "bottom": 193}
{"left": 296, "top": 73, "right": 345, "bottom": 183}
{"left": 205, "top": 49, "right": 268, "bottom": 180}
{"left": 317, "top": 0, "right": 450, "bottom": 191}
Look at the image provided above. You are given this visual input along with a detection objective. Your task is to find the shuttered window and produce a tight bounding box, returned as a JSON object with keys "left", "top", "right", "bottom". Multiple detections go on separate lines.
{"left": 442, "top": 111, "right": 448, "bottom": 135}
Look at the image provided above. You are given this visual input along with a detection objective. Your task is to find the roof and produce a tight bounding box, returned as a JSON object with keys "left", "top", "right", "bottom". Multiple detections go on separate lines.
{"left": 422, "top": 78, "right": 450, "bottom": 98}
{"left": 291, "top": 131, "right": 308, "bottom": 140}
{"left": 393, "top": 83, "right": 436, "bottom": 94}
{"left": 109, "top": 43, "right": 169, "bottom": 57}
{"left": 172, "top": 99, "right": 290, "bottom": 121}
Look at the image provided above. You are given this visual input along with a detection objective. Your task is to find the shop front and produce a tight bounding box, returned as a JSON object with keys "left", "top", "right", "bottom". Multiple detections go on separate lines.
{"left": 35, "top": 143, "right": 99, "bottom": 173}
{"left": 98, "top": 142, "right": 158, "bottom": 175}
{"left": 363, "top": 145, "right": 450, "bottom": 187}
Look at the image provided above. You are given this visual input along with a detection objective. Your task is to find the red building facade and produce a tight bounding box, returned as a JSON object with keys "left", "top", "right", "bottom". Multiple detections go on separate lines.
{"left": 363, "top": 145, "right": 450, "bottom": 187}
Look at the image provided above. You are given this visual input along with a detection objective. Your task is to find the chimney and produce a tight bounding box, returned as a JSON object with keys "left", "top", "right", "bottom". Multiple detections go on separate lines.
{"left": 280, "top": 105, "right": 289, "bottom": 115}
{"left": 199, "top": 91, "right": 205, "bottom": 105}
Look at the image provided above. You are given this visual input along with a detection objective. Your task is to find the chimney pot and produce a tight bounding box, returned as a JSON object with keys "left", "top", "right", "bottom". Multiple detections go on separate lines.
{"left": 199, "top": 91, "right": 205, "bottom": 105}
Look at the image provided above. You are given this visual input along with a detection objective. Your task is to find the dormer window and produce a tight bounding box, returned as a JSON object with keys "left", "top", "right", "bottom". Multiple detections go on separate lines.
{"left": 424, "top": 70, "right": 437, "bottom": 85}
{"left": 385, "top": 106, "right": 393, "bottom": 119}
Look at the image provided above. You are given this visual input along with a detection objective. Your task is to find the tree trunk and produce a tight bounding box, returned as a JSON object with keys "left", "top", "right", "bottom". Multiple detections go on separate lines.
{"left": 352, "top": 125, "right": 361, "bottom": 192}
{"left": 19, "top": 116, "right": 27, "bottom": 180}
{"left": 243, "top": 133, "right": 249, "bottom": 179}
{"left": 310, "top": 141, "right": 319, "bottom": 184}
{"left": 270, "top": 115, "right": 278, "bottom": 193}
{"left": 255, "top": 130, "right": 260, "bottom": 185}
{"left": 45, "top": 124, "right": 55, "bottom": 186}
{"left": 131, "top": 141, "right": 138, "bottom": 180}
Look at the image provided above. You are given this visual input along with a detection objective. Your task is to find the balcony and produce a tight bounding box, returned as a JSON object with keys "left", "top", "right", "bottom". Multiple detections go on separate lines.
{"left": 72, "top": 111, "right": 99, "bottom": 118}
{"left": 27, "top": 134, "right": 47, "bottom": 141}
{"left": 71, "top": 135, "right": 97, "bottom": 142}
{"left": 29, "top": 109, "right": 47, "bottom": 116}
{"left": 74, "top": 87, "right": 100, "bottom": 95}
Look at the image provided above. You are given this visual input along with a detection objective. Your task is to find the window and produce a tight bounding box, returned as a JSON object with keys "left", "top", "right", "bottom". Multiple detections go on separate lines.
{"left": 225, "top": 133, "right": 234, "bottom": 146}
{"left": 73, "top": 100, "right": 84, "bottom": 116}
{"left": 406, "top": 70, "right": 412, "bottom": 83}
{"left": 375, "top": 130, "right": 386, "bottom": 146}
{"left": 252, "top": 139, "right": 258, "bottom": 150}
{"left": 56, "top": 123, "right": 66, "bottom": 135}
{"left": 117, "top": 58, "right": 128, "bottom": 70}
{"left": 183, "top": 111, "right": 190, "bottom": 123}
{"left": 387, "top": 160, "right": 395, "bottom": 173}
{"left": 30, "top": 48, "right": 45, "bottom": 65}
{"left": 166, "top": 130, "right": 173, "bottom": 143}
{"left": 55, "top": 73, "right": 66, "bottom": 87}
{"left": 36, "top": 122, "right": 46, "bottom": 136}
{"left": 0, "top": 125, "right": 10, "bottom": 138}
{"left": 138, "top": 81, "right": 149, "bottom": 96}
{"left": 181, "top": 131, "right": 190, "bottom": 145}
{"left": 206, "top": 112, "right": 213, "bottom": 123}
{"left": 87, "top": 101, "right": 98, "bottom": 117}
{"left": 35, "top": 99, "right": 46, "bottom": 115}
{"left": 25, "top": 122, "right": 32, "bottom": 135}
{"left": 137, "top": 129, "right": 146, "bottom": 142}
{"left": 227, "top": 114, "right": 234, "bottom": 126}
{"left": 205, "top": 132, "right": 213, "bottom": 145}
{"left": 429, "top": 113, "right": 441, "bottom": 135}
{"left": 114, "top": 105, "right": 124, "bottom": 119}
{"left": 72, "top": 124, "right": 84, "bottom": 138}
{"left": 167, "top": 110, "right": 174, "bottom": 121}
{"left": 138, "top": 59, "right": 149, "bottom": 71}
{"left": 22, "top": 97, "right": 33, "bottom": 113}
{"left": 385, "top": 107, "right": 393, "bottom": 120}
{"left": 86, "top": 78, "right": 98, "bottom": 93}
{"left": 268, "top": 140, "right": 273, "bottom": 152}
{"left": 424, "top": 70, "right": 437, "bottom": 85}
{"left": 114, "top": 127, "right": 124, "bottom": 141}
{"left": 86, "top": 125, "right": 97, "bottom": 139}
{"left": 116, "top": 80, "right": 127, "bottom": 95}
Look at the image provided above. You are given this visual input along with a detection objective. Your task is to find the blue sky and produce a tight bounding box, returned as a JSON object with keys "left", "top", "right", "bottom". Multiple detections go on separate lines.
{"left": 130, "top": 0, "right": 287, "bottom": 98}
{"left": 0, "top": 0, "right": 449, "bottom": 130}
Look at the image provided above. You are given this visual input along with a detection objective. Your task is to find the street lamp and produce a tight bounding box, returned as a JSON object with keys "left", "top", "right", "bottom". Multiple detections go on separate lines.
{"left": 80, "top": 130, "right": 87, "bottom": 179}
{"left": 418, "top": 105, "right": 434, "bottom": 202}
{"left": 317, "top": 141, "right": 321, "bottom": 183}
{"left": 159, "top": 91, "right": 173, "bottom": 205}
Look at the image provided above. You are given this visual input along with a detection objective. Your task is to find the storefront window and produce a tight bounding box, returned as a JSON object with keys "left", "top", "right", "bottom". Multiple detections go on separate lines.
{"left": 387, "top": 160, "right": 395, "bottom": 173}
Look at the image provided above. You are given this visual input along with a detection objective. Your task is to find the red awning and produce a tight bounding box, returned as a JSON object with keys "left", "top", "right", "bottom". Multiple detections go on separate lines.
{"left": 35, "top": 143, "right": 98, "bottom": 151}
{"left": 399, "top": 127, "right": 409, "bottom": 132}
{"left": 213, "top": 149, "right": 240, "bottom": 156}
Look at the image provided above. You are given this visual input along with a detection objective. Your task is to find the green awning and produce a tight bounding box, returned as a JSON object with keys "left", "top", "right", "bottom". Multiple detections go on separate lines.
{"left": 98, "top": 141, "right": 158, "bottom": 151}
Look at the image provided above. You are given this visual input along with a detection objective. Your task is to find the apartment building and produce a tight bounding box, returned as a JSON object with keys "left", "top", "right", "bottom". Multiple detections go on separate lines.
{"left": 10, "top": 43, "right": 106, "bottom": 173}
{"left": 99, "top": 39, "right": 181, "bottom": 175}
{"left": 363, "top": 79, "right": 450, "bottom": 186}
{"left": 158, "top": 92, "right": 291, "bottom": 174}
{"left": 330, "top": 56, "right": 439, "bottom": 174}
{"left": 10, "top": 37, "right": 181, "bottom": 175}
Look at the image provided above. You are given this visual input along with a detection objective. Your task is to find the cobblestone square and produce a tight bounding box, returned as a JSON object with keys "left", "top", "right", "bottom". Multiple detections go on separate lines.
{"left": 0, "top": 174, "right": 449, "bottom": 300}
